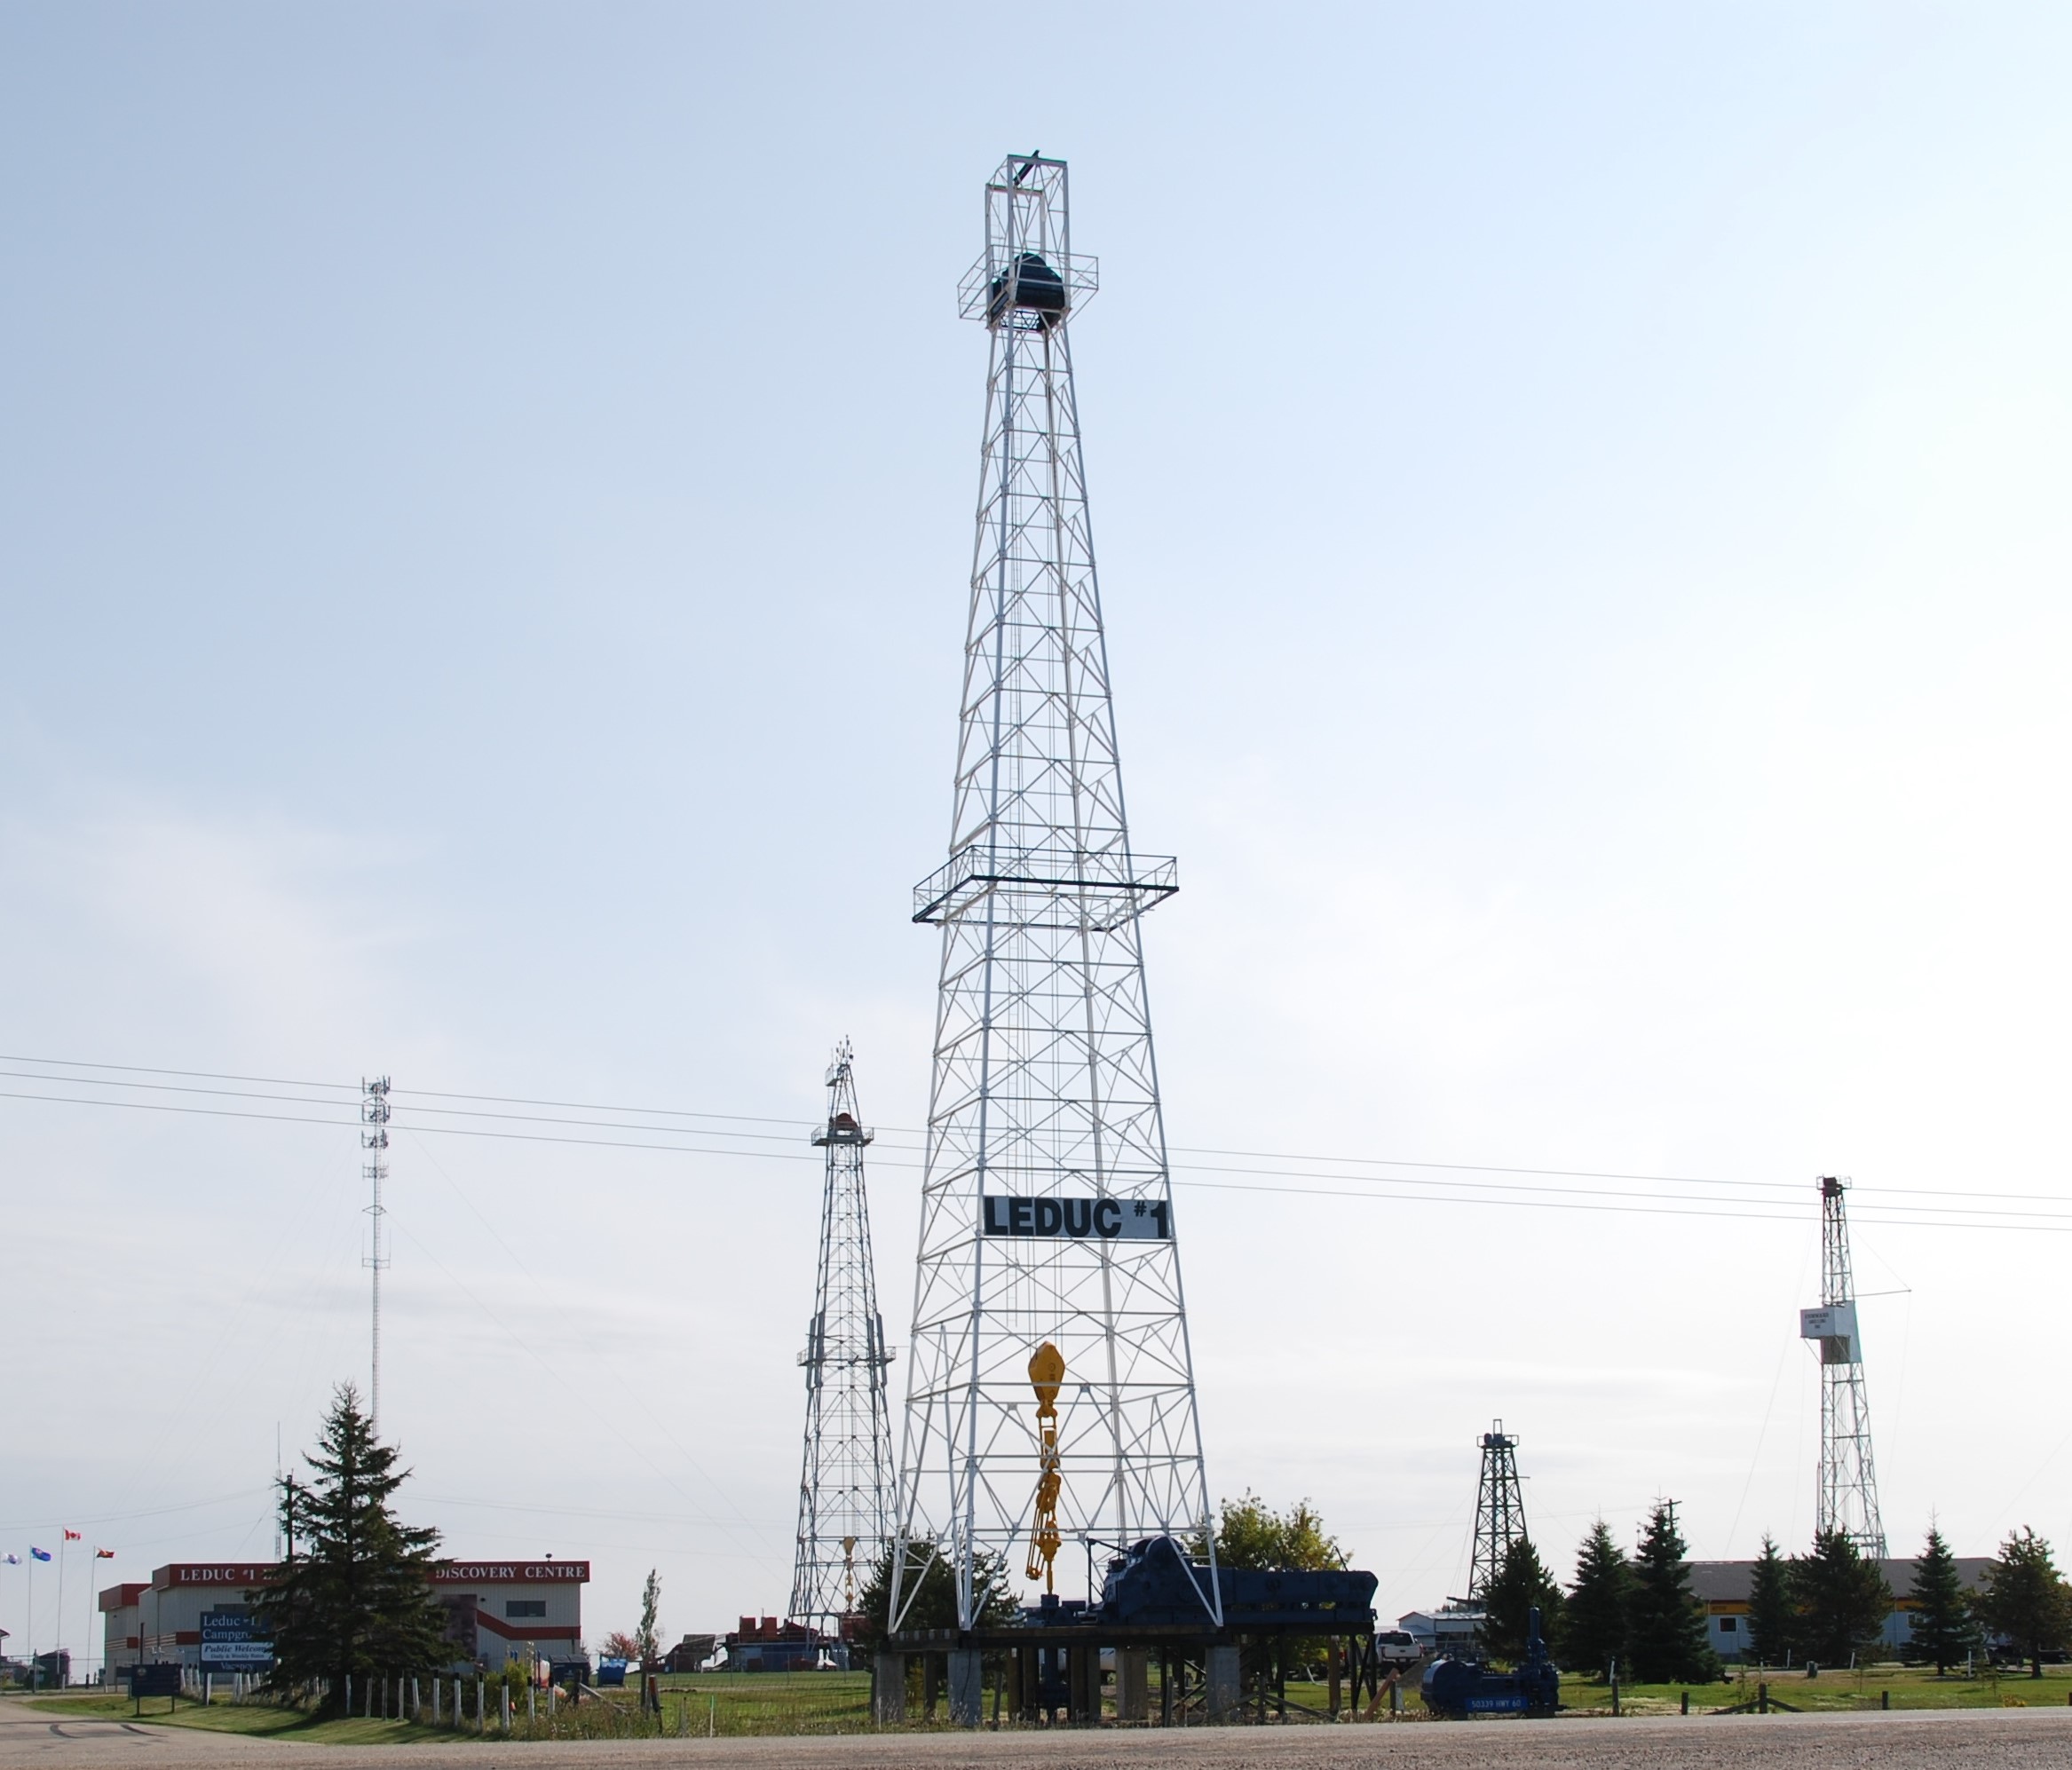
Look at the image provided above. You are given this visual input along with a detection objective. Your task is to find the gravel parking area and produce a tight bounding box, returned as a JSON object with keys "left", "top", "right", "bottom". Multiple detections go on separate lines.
{"left": 5, "top": 1703, "right": 2072, "bottom": 1769}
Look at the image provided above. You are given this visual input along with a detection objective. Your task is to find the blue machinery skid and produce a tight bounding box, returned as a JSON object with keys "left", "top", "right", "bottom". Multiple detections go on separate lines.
{"left": 885, "top": 1538, "right": 1567, "bottom": 1726}
{"left": 885, "top": 1534, "right": 1392, "bottom": 1725}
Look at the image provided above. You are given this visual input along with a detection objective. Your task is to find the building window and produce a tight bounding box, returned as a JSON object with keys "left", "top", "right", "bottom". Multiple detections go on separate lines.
{"left": 505, "top": 1600, "right": 547, "bottom": 1619}
{"left": 1718, "top": 1616, "right": 1737, "bottom": 1632}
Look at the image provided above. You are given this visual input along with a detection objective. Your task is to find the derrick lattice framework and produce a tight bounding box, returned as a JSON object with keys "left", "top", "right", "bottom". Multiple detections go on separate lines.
{"left": 889, "top": 154, "right": 1216, "bottom": 1633}
{"left": 788, "top": 1041, "right": 896, "bottom": 1632}
{"left": 1467, "top": 1420, "right": 1526, "bottom": 1600}
{"left": 1805, "top": 1175, "right": 1885, "bottom": 1555}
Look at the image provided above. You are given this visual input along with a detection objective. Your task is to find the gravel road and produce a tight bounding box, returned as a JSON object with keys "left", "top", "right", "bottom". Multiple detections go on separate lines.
{"left": 5, "top": 1705, "right": 2071, "bottom": 1769}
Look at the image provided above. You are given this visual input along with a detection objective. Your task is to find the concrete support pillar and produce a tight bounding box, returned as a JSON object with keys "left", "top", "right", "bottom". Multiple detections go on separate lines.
{"left": 872, "top": 1652, "right": 907, "bottom": 1723}
{"left": 1071, "top": 1646, "right": 1101, "bottom": 1725}
{"left": 948, "top": 1649, "right": 982, "bottom": 1727}
{"left": 1117, "top": 1648, "right": 1149, "bottom": 1722}
{"left": 1206, "top": 1644, "right": 1241, "bottom": 1724}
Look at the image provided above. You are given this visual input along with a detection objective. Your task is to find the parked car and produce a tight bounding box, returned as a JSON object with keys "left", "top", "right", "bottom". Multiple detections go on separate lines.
{"left": 1374, "top": 1630, "right": 1423, "bottom": 1668}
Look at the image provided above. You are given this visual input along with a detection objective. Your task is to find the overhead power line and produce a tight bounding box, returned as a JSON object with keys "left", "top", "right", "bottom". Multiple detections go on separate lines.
{"left": 3, "top": 1055, "right": 2068, "bottom": 1234}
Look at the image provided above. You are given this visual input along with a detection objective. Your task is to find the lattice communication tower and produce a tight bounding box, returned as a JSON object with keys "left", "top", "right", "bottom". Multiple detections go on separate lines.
{"left": 1467, "top": 1419, "right": 1527, "bottom": 1599}
{"left": 788, "top": 1040, "right": 896, "bottom": 1632}
{"left": 888, "top": 154, "right": 1216, "bottom": 1633}
{"left": 1801, "top": 1175, "right": 1885, "bottom": 1554}
{"left": 361, "top": 1075, "right": 391, "bottom": 1431}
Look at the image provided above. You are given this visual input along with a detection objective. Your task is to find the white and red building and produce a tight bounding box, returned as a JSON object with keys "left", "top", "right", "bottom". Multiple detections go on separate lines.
{"left": 102, "top": 1559, "right": 589, "bottom": 1674}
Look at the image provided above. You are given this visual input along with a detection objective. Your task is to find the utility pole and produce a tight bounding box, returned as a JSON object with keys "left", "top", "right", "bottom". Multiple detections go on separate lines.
{"left": 1468, "top": 1420, "right": 1527, "bottom": 1599}
{"left": 361, "top": 1077, "right": 391, "bottom": 1432}
{"left": 889, "top": 154, "right": 1215, "bottom": 1637}
{"left": 1802, "top": 1175, "right": 1885, "bottom": 1554}
{"left": 788, "top": 1041, "right": 895, "bottom": 1637}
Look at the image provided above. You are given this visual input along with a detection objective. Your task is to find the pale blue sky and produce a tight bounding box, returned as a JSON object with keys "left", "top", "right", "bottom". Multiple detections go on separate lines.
{"left": 4, "top": 2, "right": 2071, "bottom": 1656}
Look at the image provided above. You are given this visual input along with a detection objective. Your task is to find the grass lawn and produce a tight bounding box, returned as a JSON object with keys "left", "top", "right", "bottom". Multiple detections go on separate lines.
{"left": 27, "top": 1677, "right": 885, "bottom": 1742}
{"left": 1562, "top": 1662, "right": 2072, "bottom": 1715}
{"left": 656, "top": 1671, "right": 876, "bottom": 1734}
{"left": 22, "top": 1662, "right": 2070, "bottom": 1737}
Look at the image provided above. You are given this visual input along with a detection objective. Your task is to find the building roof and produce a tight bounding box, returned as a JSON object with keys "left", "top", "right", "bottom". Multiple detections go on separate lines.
{"left": 1686, "top": 1557, "right": 1996, "bottom": 1604}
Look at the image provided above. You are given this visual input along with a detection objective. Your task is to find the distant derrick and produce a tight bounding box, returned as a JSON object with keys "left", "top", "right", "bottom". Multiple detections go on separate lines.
{"left": 1803, "top": 1175, "right": 1885, "bottom": 1555}
{"left": 1468, "top": 1420, "right": 1527, "bottom": 1600}
{"left": 787, "top": 1041, "right": 895, "bottom": 1632}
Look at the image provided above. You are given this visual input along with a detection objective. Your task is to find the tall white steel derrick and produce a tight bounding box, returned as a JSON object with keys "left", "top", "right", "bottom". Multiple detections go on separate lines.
{"left": 361, "top": 1076, "right": 391, "bottom": 1431}
{"left": 789, "top": 1041, "right": 896, "bottom": 1632}
{"left": 1801, "top": 1175, "right": 1886, "bottom": 1555}
{"left": 888, "top": 154, "right": 1216, "bottom": 1635}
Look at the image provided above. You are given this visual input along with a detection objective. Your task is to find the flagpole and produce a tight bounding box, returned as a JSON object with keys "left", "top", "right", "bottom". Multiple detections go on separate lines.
{"left": 54, "top": 1540, "right": 65, "bottom": 1688}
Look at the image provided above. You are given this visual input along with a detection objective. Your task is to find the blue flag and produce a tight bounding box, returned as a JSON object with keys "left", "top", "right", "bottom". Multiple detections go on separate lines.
{"left": 2, "top": 1553, "right": 18, "bottom": 1565}
{"left": 29, "top": 1546, "right": 51, "bottom": 1561}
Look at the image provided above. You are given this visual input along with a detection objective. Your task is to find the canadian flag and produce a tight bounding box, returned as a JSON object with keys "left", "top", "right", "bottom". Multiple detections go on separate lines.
{"left": 63, "top": 1529, "right": 82, "bottom": 1541}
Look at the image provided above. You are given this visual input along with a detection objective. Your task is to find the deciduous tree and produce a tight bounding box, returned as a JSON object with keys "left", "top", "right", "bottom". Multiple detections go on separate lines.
{"left": 636, "top": 1569, "right": 662, "bottom": 1671}
{"left": 1199, "top": 1492, "right": 1345, "bottom": 1570}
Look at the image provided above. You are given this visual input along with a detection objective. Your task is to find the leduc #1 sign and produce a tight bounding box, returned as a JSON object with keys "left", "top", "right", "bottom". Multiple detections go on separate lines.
{"left": 982, "top": 1196, "right": 1171, "bottom": 1240}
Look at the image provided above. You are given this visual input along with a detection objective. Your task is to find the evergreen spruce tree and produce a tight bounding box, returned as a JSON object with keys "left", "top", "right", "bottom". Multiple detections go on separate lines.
{"left": 1974, "top": 1527, "right": 2072, "bottom": 1678}
{"left": 1626, "top": 1499, "right": 1717, "bottom": 1683}
{"left": 1480, "top": 1537, "right": 1564, "bottom": 1665}
{"left": 1562, "top": 1520, "right": 1632, "bottom": 1680}
{"left": 1788, "top": 1529, "right": 1892, "bottom": 1667}
{"left": 255, "top": 1384, "right": 451, "bottom": 1708}
{"left": 1745, "top": 1533, "right": 1796, "bottom": 1667}
{"left": 850, "top": 1537, "right": 1016, "bottom": 1663}
{"left": 1905, "top": 1525, "right": 1978, "bottom": 1673}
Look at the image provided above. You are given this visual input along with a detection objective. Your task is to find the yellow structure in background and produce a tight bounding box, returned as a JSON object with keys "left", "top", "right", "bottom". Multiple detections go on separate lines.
{"left": 1025, "top": 1342, "right": 1065, "bottom": 1590}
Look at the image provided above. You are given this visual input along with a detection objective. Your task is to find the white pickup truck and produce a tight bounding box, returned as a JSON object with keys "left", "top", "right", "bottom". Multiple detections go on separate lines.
{"left": 1373, "top": 1629, "right": 1424, "bottom": 1668}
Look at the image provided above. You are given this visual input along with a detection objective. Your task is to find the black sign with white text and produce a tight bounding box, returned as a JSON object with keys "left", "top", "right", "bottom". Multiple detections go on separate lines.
{"left": 982, "top": 1195, "right": 1171, "bottom": 1240}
